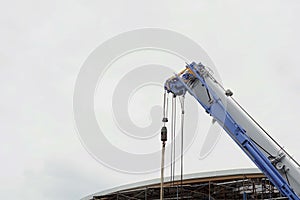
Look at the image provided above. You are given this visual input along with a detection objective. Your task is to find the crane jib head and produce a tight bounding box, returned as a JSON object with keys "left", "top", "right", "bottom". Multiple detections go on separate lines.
{"left": 164, "top": 76, "right": 187, "bottom": 96}
{"left": 164, "top": 62, "right": 206, "bottom": 96}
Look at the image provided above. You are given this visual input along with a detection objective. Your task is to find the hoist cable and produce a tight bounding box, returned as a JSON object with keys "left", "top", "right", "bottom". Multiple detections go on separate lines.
{"left": 170, "top": 95, "right": 174, "bottom": 183}
{"left": 179, "top": 96, "right": 185, "bottom": 199}
{"left": 162, "top": 91, "right": 169, "bottom": 125}
{"left": 170, "top": 95, "right": 177, "bottom": 184}
{"left": 160, "top": 141, "right": 165, "bottom": 200}
{"left": 172, "top": 96, "right": 176, "bottom": 184}
{"left": 163, "top": 91, "right": 166, "bottom": 124}
{"left": 166, "top": 93, "right": 169, "bottom": 120}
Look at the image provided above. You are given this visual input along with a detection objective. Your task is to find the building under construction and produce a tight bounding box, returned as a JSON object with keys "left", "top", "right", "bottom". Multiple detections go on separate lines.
{"left": 85, "top": 168, "right": 288, "bottom": 200}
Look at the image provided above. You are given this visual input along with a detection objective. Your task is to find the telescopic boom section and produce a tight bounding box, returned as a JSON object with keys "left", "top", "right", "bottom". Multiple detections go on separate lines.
{"left": 164, "top": 62, "right": 300, "bottom": 200}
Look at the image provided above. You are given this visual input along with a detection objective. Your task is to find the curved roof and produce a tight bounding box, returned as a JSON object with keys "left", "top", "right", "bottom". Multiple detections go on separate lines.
{"left": 82, "top": 168, "right": 262, "bottom": 200}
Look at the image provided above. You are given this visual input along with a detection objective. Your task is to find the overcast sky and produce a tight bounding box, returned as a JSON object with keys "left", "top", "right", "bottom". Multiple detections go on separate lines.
{"left": 1, "top": 1, "right": 300, "bottom": 200}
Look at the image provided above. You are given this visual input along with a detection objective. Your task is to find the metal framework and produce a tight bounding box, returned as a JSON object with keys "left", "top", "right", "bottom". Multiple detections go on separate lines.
{"left": 89, "top": 172, "right": 287, "bottom": 200}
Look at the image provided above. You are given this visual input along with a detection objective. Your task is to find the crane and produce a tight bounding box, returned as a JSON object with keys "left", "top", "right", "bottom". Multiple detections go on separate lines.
{"left": 164, "top": 62, "right": 300, "bottom": 200}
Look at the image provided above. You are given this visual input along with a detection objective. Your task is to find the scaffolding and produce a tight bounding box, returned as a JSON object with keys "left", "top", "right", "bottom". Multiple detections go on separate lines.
{"left": 89, "top": 169, "right": 288, "bottom": 200}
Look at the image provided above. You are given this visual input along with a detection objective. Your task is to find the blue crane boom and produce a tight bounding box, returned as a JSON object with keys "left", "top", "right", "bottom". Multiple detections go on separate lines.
{"left": 164, "top": 62, "right": 300, "bottom": 200}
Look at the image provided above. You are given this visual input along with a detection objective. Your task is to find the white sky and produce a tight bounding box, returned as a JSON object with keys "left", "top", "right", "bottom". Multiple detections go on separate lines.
{"left": 1, "top": 0, "right": 300, "bottom": 199}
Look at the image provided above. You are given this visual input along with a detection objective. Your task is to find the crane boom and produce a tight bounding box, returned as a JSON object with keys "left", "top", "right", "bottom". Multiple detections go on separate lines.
{"left": 164, "top": 62, "right": 300, "bottom": 200}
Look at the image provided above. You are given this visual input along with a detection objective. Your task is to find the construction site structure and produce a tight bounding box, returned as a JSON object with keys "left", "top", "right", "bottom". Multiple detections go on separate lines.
{"left": 85, "top": 168, "right": 289, "bottom": 200}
